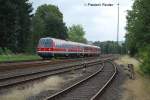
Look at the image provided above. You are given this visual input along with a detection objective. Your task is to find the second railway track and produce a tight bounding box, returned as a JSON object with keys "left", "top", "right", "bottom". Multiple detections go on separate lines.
{"left": 0, "top": 57, "right": 96, "bottom": 71}
{"left": 0, "top": 58, "right": 110, "bottom": 88}
{"left": 45, "top": 61, "right": 117, "bottom": 100}
{"left": 0, "top": 55, "right": 114, "bottom": 71}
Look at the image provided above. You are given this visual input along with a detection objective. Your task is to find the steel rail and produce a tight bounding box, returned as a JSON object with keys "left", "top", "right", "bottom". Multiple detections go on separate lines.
{"left": 44, "top": 63, "right": 105, "bottom": 100}
{"left": 0, "top": 56, "right": 97, "bottom": 64}
{"left": 0, "top": 55, "right": 113, "bottom": 81}
{"left": 0, "top": 57, "right": 96, "bottom": 71}
{"left": 0, "top": 55, "right": 115, "bottom": 71}
{"left": 90, "top": 61, "right": 117, "bottom": 100}
{"left": 0, "top": 60, "right": 103, "bottom": 88}
{"left": 44, "top": 61, "right": 117, "bottom": 100}
{"left": 0, "top": 58, "right": 102, "bottom": 80}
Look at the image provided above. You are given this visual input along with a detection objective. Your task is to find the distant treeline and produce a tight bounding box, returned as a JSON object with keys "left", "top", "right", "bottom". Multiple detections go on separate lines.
{"left": 0, "top": 0, "right": 87, "bottom": 54}
{"left": 126, "top": 0, "right": 150, "bottom": 74}
{"left": 93, "top": 41, "right": 127, "bottom": 54}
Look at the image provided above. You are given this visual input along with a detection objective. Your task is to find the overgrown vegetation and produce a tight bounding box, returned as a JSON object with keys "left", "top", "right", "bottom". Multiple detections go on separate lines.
{"left": 126, "top": 0, "right": 150, "bottom": 74}
{"left": 0, "top": 48, "right": 40, "bottom": 62}
{"left": 138, "top": 46, "right": 150, "bottom": 74}
{"left": 0, "top": 54, "right": 41, "bottom": 62}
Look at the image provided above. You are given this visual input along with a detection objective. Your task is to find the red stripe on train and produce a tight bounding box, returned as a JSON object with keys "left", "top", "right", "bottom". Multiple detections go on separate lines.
{"left": 37, "top": 48, "right": 98, "bottom": 52}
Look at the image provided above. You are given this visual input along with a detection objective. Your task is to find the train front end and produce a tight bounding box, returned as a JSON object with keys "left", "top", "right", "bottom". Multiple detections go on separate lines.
{"left": 37, "top": 38, "right": 54, "bottom": 58}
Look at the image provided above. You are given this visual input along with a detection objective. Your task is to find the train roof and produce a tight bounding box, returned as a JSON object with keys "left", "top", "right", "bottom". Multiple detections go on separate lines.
{"left": 40, "top": 37, "right": 100, "bottom": 49}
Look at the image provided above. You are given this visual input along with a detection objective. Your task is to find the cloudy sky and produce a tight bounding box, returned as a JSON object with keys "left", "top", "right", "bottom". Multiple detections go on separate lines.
{"left": 29, "top": 0, "right": 133, "bottom": 42}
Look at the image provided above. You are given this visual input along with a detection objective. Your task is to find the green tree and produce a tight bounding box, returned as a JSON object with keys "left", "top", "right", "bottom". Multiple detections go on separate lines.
{"left": 68, "top": 25, "right": 87, "bottom": 43}
{"left": 126, "top": 0, "right": 150, "bottom": 54}
{"left": 32, "top": 4, "right": 68, "bottom": 51}
{"left": 17, "top": 0, "right": 33, "bottom": 53}
{"left": 126, "top": 0, "right": 150, "bottom": 74}
{"left": 0, "top": 0, "right": 32, "bottom": 53}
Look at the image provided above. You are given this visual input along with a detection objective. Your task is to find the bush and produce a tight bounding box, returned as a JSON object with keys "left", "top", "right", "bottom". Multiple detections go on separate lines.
{"left": 0, "top": 48, "right": 13, "bottom": 55}
{"left": 139, "top": 45, "right": 150, "bottom": 74}
{"left": 3, "top": 48, "right": 13, "bottom": 55}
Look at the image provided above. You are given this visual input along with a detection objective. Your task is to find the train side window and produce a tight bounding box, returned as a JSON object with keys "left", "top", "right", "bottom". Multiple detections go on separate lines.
{"left": 56, "top": 40, "right": 58, "bottom": 48}
{"left": 60, "top": 41, "right": 62, "bottom": 48}
{"left": 60, "top": 42, "right": 62, "bottom": 48}
{"left": 58, "top": 41, "right": 60, "bottom": 48}
{"left": 63, "top": 43, "right": 65, "bottom": 48}
{"left": 59, "top": 41, "right": 61, "bottom": 48}
{"left": 64, "top": 43, "right": 66, "bottom": 48}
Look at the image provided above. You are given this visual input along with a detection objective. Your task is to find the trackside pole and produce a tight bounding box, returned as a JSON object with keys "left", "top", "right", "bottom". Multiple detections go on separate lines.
{"left": 128, "top": 64, "right": 135, "bottom": 80}
{"left": 82, "top": 52, "right": 87, "bottom": 72}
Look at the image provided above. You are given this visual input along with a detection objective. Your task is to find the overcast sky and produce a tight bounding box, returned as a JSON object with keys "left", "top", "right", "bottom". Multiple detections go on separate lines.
{"left": 29, "top": 0, "right": 133, "bottom": 42}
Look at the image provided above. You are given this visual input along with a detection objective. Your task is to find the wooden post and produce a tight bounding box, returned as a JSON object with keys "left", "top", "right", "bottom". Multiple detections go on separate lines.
{"left": 128, "top": 64, "right": 135, "bottom": 80}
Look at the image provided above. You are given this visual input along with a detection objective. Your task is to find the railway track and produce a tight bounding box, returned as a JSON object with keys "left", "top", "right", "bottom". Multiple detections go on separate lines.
{"left": 44, "top": 61, "right": 117, "bottom": 100}
{"left": 0, "top": 57, "right": 103, "bottom": 71}
{"left": 0, "top": 58, "right": 109, "bottom": 88}
{"left": 0, "top": 54, "right": 115, "bottom": 71}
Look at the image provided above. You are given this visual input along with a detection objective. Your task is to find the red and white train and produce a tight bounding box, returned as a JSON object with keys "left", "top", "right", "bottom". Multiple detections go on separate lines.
{"left": 37, "top": 37, "right": 101, "bottom": 58}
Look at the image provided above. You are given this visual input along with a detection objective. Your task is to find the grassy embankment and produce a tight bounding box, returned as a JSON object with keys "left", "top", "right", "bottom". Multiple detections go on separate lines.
{"left": 0, "top": 54, "right": 41, "bottom": 62}
{"left": 115, "top": 55, "right": 150, "bottom": 100}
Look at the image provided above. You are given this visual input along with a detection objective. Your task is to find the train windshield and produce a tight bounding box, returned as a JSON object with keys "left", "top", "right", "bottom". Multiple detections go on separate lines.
{"left": 38, "top": 38, "right": 53, "bottom": 48}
